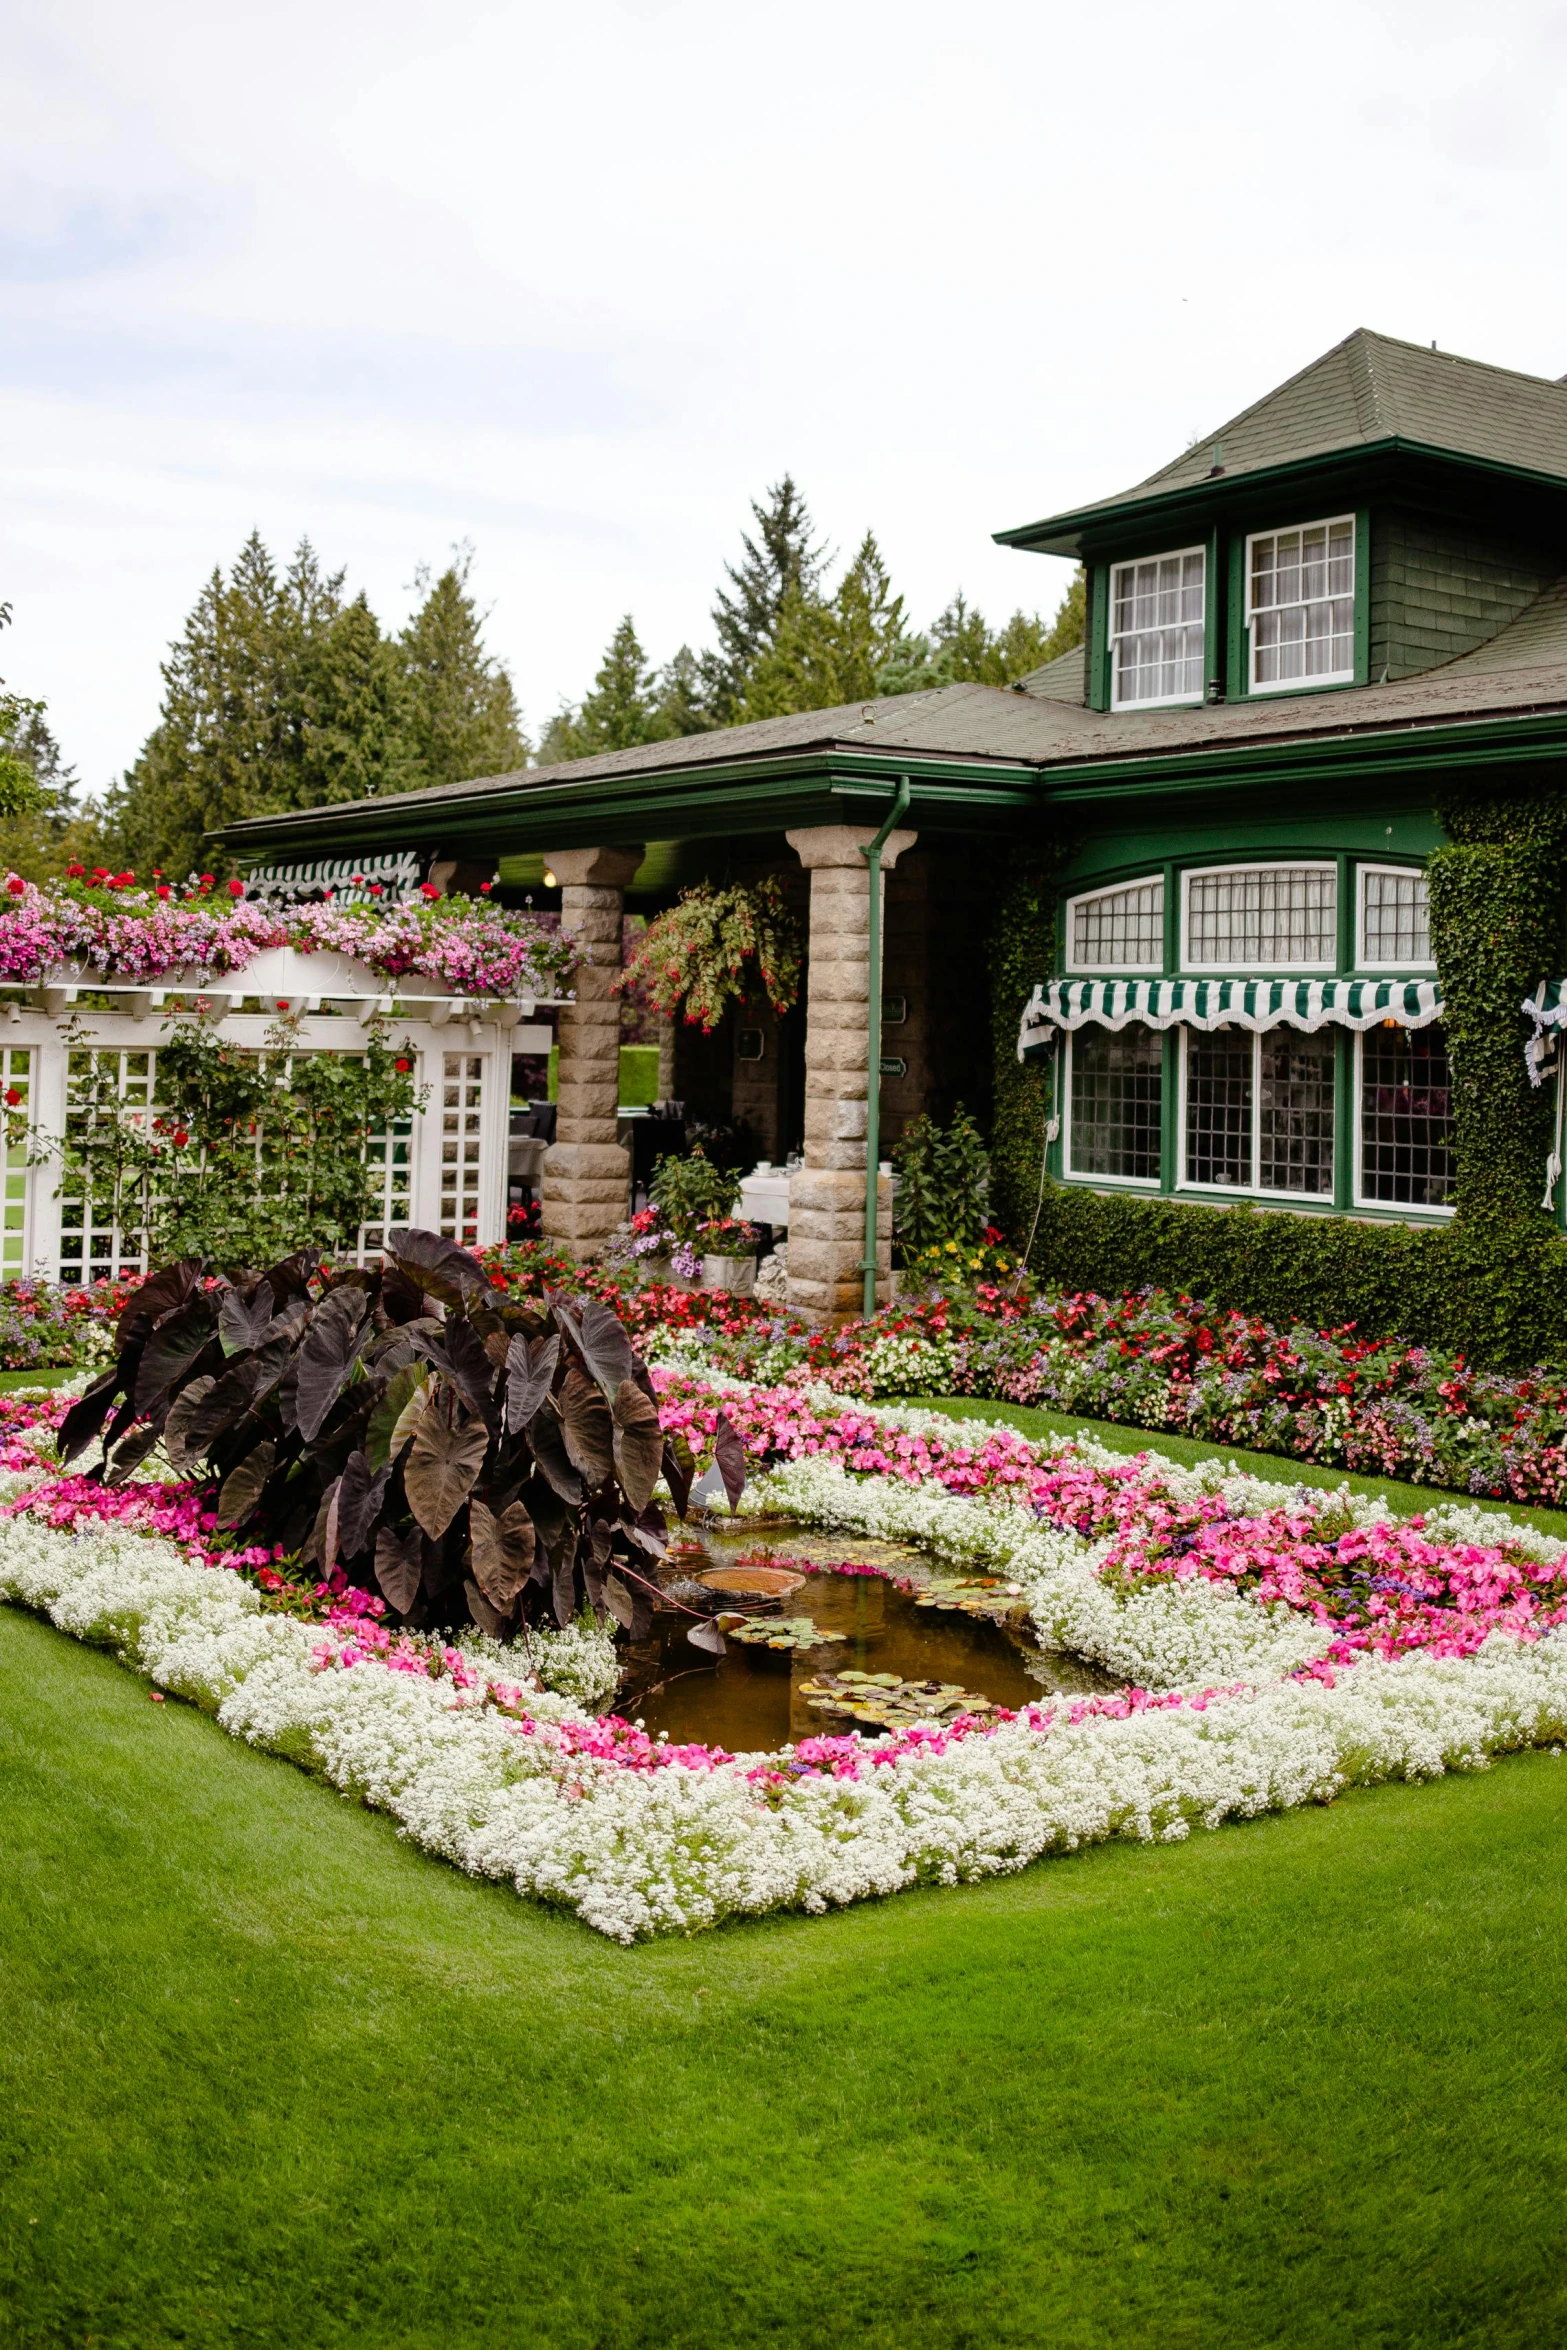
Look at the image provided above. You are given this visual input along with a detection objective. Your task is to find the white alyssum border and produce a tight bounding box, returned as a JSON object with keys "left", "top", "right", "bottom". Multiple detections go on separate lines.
{"left": 4, "top": 1383, "right": 1567, "bottom": 1941}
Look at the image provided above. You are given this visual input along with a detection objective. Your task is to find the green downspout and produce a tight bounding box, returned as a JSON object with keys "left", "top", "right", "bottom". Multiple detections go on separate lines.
{"left": 859, "top": 777, "right": 912, "bottom": 1319}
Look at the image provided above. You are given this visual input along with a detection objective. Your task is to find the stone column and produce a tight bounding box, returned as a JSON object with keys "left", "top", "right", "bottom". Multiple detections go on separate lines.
{"left": 784, "top": 822, "right": 917, "bottom": 1324}
{"left": 540, "top": 845, "right": 643, "bottom": 1258}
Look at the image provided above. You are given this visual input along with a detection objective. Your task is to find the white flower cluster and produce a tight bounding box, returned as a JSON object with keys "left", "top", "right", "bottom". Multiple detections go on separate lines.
{"left": 6, "top": 1392, "right": 1567, "bottom": 1943}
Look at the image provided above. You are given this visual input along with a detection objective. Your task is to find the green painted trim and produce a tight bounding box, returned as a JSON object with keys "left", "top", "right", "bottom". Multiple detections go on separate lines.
{"left": 1335, "top": 851, "right": 1354, "bottom": 975}
{"left": 1226, "top": 533, "right": 1246, "bottom": 701}
{"left": 1159, "top": 1028, "right": 1179, "bottom": 1193}
{"left": 1333, "top": 1026, "right": 1354, "bottom": 1209}
{"left": 1204, "top": 528, "right": 1222, "bottom": 702}
{"left": 994, "top": 436, "right": 1567, "bottom": 558}
{"left": 1088, "top": 565, "right": 1111, "bottom": 710}
{"left": 1354, "top": 509, "right": 1372, "bottom": 685}
{"left": 1161, "top": 858, "right": 1178, "bottom": 976}
{"left": 1039, "top": 710, "right": 1567, "bottom": 805}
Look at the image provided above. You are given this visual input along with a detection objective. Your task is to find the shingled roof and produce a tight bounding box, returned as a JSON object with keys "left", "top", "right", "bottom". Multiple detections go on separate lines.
{"left": 998, "top": 330, "right": 1567, "bottom": 553}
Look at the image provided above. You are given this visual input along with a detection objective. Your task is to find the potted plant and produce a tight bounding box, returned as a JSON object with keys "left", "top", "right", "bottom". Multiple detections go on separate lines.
{"left": 694, "top": 1213, "right": 762, "bottom": 1295}
{"left": 647, "top": 1146, "right": 758, "bottom": 1291}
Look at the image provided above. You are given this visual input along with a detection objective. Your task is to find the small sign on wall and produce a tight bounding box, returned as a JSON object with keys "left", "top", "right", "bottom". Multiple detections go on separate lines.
{"left": 882, "top": 994, "right": 908, "bottom": 1025}
{"left": 879, "top": 1055, "right": 907, "bottom": 1079}
{"left": 737, "top": 1029, "right": 766, "bottom": 1062}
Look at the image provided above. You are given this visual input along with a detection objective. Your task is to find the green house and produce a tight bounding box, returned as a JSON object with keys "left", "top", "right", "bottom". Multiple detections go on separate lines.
{"left": 227, "top": 330, "right": 1567, "bottom": 1349}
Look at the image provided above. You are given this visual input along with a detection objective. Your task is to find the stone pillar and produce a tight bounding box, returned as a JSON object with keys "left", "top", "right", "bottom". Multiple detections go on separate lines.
{"left": 540, "top": 845, "right": 643, "bottom": 1258}
{"left": 784, "top": 822, "right": 917, "bottom": 1324}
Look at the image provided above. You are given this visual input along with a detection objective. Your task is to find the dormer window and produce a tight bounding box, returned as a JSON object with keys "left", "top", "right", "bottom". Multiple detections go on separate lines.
{"left": 1246, "top": 518, "right": 1355, "bottom": 691}
{"left": 1110, "top": 548, "right": 1205, "bottom": 708}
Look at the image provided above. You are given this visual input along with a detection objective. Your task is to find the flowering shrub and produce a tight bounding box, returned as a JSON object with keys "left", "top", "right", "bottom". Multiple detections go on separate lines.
{"left": 0, "top": 1275, "right": 130, "bottom": 1368}
{"left": 615, "top": 879, "right": 801, "bottom": 1031}
{"left": 0, "top": 872, "right": 575, "bottom": 998}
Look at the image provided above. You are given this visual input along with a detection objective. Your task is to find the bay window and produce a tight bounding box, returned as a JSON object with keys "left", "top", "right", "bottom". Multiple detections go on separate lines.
{"left": 1358, "top": 1025, "right": 1455, "bottom": 1207}
{"left": 1247, "top": 517, "right": 1355, "bottom": 691}
{"left": 1110, "top": 549, "right": 1205, "bottom": 708}
{"left": 1183, "top": 1028, "right": 1336, "bottom": 1195}
{"left": 1183, "top": 864, "right": 1336, "bottom": 970}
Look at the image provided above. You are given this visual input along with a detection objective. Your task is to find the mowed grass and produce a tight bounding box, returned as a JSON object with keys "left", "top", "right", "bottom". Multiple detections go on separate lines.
{"left": 924, "top": 1392, "right": 1567, "bottom": 1541}
{"left": 6, "top": 1611, "right": 1567, "bottom": 2348}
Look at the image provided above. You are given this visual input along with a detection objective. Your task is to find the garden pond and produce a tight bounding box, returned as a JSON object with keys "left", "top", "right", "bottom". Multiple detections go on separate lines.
{"left": 615, "top": 1515, "right": 1116, "bottom": 1751}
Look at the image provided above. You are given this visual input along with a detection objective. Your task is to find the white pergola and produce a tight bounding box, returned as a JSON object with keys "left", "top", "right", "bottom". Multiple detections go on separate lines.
{"left": 0, "top": 946, "right": 563, "bottom": 1282}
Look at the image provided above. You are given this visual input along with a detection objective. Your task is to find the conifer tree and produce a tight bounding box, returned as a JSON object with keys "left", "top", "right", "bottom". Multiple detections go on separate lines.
{"left": 701, "top": 474, "right": 824, "bottom": 720}
{"left": 538, "top": 616, "right": 682, "bottom": 762}
{"left": 397, "top": 551, "right": 527, "bottom": 789}
{"left": 739, "top": 533, "right": 915, "bottom": 718}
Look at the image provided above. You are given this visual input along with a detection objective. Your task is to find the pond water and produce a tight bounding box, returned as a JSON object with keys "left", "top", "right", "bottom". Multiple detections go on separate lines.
{"left": 615, "top": 1516, "right": 1116, "bottom": 1752}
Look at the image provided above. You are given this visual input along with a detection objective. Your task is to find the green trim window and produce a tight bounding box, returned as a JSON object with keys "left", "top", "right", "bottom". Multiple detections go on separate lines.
{"left": 1182, "top": 1027, "right": 1335, "bottom": 1195}
{"left": 1357, "top": 865, "right": 1433, "bottom": 968}
{"left": 1065, "top": 1024, "right": 1162, "bottom": 1183}
{"left": 1244, "top": 516, "right": 1356, "bottom": 693}
{"left": 1065, "top": 875, "right": 1164, "bottom": 973}
{"left": 1357, "top": 1027, "right": 1455, "bottom": 1208}
{"left": 1182, "top": 862, "right": 1337, "bottom": 971}
{"left": 1109, "top": 549, "right": 1205, "bottom": 708}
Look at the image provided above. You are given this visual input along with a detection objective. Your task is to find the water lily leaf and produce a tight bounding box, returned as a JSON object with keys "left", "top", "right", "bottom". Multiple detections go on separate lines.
{"left": 404, "top": 1396, "right": 489, "bottom": 1541}
{"left": 558, "top": 1366, "right": 614, "bottom": 1486}
{"left": 57, "top": 1366, "right": 126, "bottom": 1467}
{"left": 527, "top": 1398, "right": 584, "bottom": 1505}
{"left": 336, "top": 1448, "right": 391, "bottom": 1557}
{"left": 215, "top": 1439, "right": 276, "bottom": 1529}
{"left": 374, "top": 1523, "right": 422, "bottom": 1614}
{"left": 469, "top": 1495, "right": 536, "bottom": 1610}
{"left": 366, "top": 1362, "right": 429, "bottom": 1471}
{"left": 295, "top": 1285, "right": 372, "bottom": 1443}
{"left": 713, "top": 1413, "right": 747, "bottom": 1514}
{"left": 218, "top": 1280, "right": 275, "bottom": 1357}
{"left": 505, "top": 1332, "right": 559, "bottom": 1434}
{"left": 610, "top": 1379, "right": 662, "bottom": 1515}
{"left": 686, "top": 1618, "right": 727, "bottom": 1655}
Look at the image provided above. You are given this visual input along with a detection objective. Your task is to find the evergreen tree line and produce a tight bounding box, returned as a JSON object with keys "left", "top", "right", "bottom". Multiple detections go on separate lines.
{"left": 0, "top": 476, "right": 1083, "bottom": 882}
{"left": 538, "top": 475, "right": 1084, "bottom": 762}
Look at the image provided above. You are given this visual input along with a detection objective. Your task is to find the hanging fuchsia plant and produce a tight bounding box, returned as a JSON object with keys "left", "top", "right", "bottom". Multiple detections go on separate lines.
{"left": 616, "top": 879, "right": 802, "bottom": 1033}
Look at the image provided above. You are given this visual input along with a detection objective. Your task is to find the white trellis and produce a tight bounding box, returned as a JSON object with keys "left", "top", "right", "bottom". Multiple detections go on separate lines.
{"left": 0, "top": 946, "right": 562, "bottom": 1280}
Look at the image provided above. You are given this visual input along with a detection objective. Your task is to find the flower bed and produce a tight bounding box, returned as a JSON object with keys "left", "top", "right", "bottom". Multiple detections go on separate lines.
{"left": 7, "top": 1357, "right": 1567, "bottom": 1942}
{"left": 0, "top": 873, "right": 575, "bottom": 999}
{"left": 0, "top": 1276, "right": 131, "bottom": 1370}
{"left": 655, "top": 1281, "right": 1567, "bottom": 1510}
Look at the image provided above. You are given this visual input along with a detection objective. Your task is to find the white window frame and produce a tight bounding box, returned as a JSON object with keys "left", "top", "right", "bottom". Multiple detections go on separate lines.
{"left": 1109, "top": 545, "right": 1207, "bottom": 712}
{"left": 1180, "top": 861, "right": 1338, "bottom": 974}
{"left": 1176, "top": 1027, "right": 1336, "bottom": 1201}
{"left": 1352, "top": 1027, "right": 1456, "bottom": 1218}
{"left": 1355, "top": 863, "right": 1435, "bottom": 972}
{"left": 1061, "top": 1028, "right": 1162, "bottom": 1191}
{"left": 1064, "top": 876, "right": 1165, "bottom": 975}
{"left": 1244, "top": 514, "right": 1357, "bottom": 696}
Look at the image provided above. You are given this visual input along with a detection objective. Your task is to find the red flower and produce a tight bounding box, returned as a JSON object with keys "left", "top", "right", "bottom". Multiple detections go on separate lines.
{"left": 227, "top": 878, "right": 245, "bottom": 898}
{"left": 276, "top": 1000, "right": 289, "bottom": 1011}
{"left": 368, "top": 882, "right": 384, "bottom": 895}
{"left": 199, "top": 873, "right": 214, "bottom": 888}
{"left": 479, "top": 881, "right": 492, "bottom": 894}
{"left": 173, "top": 1129, "right": 189, "bottom": 1147}
{"left": 152, "top": 869, "right": 163, "bottom": 878}
{"left": 394, "top": 1057, "right": 411, "bottom": 1072}
{"left": 155, "top": 885, "right": 171, "bottom": 901}
{"left": 65, "top": 864, "right": 84, "bottom": 878}
{"left": 419, "top": 882, "right": 441, "bottom": 900}
{"left": 4, "top": 876, "right": 21, "bottom": 895}
{"left": 3, "top": 1087, "right": 21, "bottom": 1107}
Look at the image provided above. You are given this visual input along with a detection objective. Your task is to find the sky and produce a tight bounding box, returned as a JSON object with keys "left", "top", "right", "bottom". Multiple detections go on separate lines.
{"left": 4, "top": 0, "right": 1567, "bottom": 790}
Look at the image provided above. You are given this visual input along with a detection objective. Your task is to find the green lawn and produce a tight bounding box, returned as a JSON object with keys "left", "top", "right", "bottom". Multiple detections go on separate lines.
{"left": 6, "top": 1609, "right": 1567, "bottom": 2347}
{"left": 923, "top": 1392, "right": 1567, "bottom": 1541}
{"left": 0, "top": 1365, "right": 79, "bottom": 1394}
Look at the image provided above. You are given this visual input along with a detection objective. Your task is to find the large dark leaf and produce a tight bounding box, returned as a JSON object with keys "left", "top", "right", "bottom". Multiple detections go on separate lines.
{"left": 173, "top": 1338, "right": 293, "bottom": 1469}
{"left": 103, "top": 1424, "right": 164, "bottom": 1486}
{"left": 133, "top": 1297, "right": 219, "bottom": 1415}
{"left": 365, "top": 1363, "right": 429, "bottom": 1471}
{"left": 215, "top": 1439, "right": 276, "bottom": 1529}
{"left": 387, "top": 1228, "right": 485, "bottom": 1306}
{"left": 601, "top": 1572, "right": 637, "bottom": 1631}
{"left": 115, "top": 1258, "right": 203, "bottom": 1341}
{"left": 527, "top": 1398, "right": 583, "bottom": 1505}
{"left": 337, "top": 1448, "right": 392, "bottom": 1556}
{"left": 522, "top": 1469, "right": 570, "bottom": 1547}
{"left": 504, "top": 1332, "right": 559, "bottom": 1433}
{"left": 551, "top": 1539, "right": 578, "bottom": 1628}
{"left": 374, "top": 1523, "right": 423, "bottom": 1614}
{"left": 610, "top": 1379, "right": 663, "bottom": 1515}
{"left": 162, "top": 1376, "right": 217, "bottom": 1473}
{"left": 660, "top": 1432, "right": 694, "bottom": 1522}
{"left": 463, "top": 1577, "right": 506, "bottom": 1639}
{"left": 404, "top": 1396, "right": 489, "bottom": 1540}
{"left": 686, "top": 1618, "right": 727, "bottom": 1655}
{"left": 713, "top": 1412, "right": 748, "bottom": 1514}
{"left": 260, "top": 1248, "right": 322, "bottom": 1307}
{"left": 441, "top": 1314, "right": 500, "bottom": 1426}
{"left": 558, "top": 1366, "right": 615, "bottom": 1486}
{"left": 57, "top": 1367, "right": 125, "bottom": 1467}
{"left": 295, "top": 1285, "right": 371, "bottom": 1443}
{"left": 469, "top": 1495, "right": 536, "bottom": 1611}
{"left": 218, "top": 1280, "right": 275, "bottom": 1357}
{"left": 575, "top": 1299, "right": 637, "bottom": 1398}
{"left": 378, "top": 1261, "right": 430, "bottom": 1324}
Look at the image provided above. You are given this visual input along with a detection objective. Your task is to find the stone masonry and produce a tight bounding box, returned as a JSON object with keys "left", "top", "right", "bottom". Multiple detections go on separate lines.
{"left": 784, "top": 822, "right": 917, "bottom": 1323}
{"left": 540, "top": 845, "right": 643, "bottom": 1257}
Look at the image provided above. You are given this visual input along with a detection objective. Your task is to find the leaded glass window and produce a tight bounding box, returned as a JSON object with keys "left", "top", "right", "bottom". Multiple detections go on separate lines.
{"left": 1183, "top": 1027, "right": 1334, "bottom": 1195}
{"left": 1359, "top": 867, "right": 1432, "bottom": 966}
{"left": 1068, "top": 1024, "right": 1162, "bottom": 1182}
{"left": 1359, "top": 1025, "right": 1455, "bottom": 1208}
{"left": 1110, "top": 549, "right": 1205, "bottom": 708}
{"left": 1184, "top": 865, "right": 1336, "bottom": 969}
{"left": 1248, "top": 518, "right": 1355, "bottom": 690}
{"left": 1067, "top": 877, "right": 1164, "bottom": 973}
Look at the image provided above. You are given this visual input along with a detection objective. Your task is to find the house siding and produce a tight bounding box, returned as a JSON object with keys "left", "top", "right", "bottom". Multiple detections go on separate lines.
{"left": 1369, "top": 513, "right": 1555, "bottom": 681}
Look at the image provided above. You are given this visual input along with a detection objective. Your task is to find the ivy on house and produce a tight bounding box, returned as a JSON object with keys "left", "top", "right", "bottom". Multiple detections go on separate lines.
{"left": 984, "top": 847, "right": 1070, "bottom": 1243}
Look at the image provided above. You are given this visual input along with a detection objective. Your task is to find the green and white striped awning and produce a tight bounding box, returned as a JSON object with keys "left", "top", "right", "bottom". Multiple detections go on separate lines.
{"left": 1017, "top": 975, "right": 1444, "bottom": 1060}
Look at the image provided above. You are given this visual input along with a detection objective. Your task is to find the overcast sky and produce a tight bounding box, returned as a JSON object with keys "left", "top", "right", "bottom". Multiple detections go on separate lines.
{"left": 5, "top": 0, "right": 1567, "bottom": 789}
